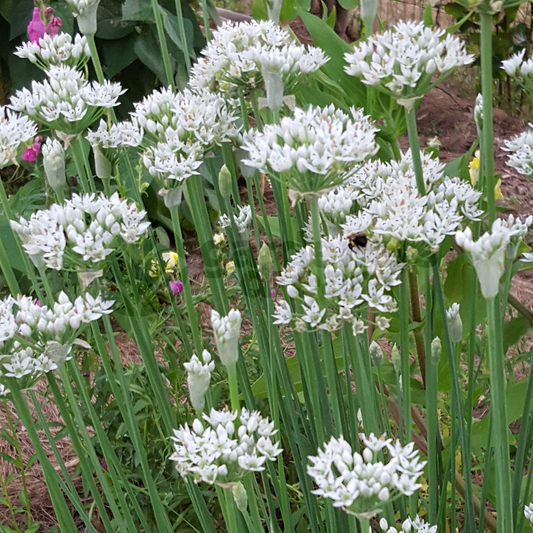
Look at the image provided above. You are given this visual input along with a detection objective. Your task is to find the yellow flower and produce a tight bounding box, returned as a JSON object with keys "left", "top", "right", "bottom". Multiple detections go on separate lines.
{"left": 149, "top": 260, "right": 159, "bottom": 278}
{"left": 162, "top": 251, "right": 179, "bottom": 272}
{"left": 213, "top": 233, "right": 225, "bottom": 245}
{"left": 495, "top": 178, "right": 504, "bottom": 200}
{"left": 226, "top": 261, "right": 235, "bottom": 275}
{"left": 469, "top": 150, "right": 480, "bottom": 187}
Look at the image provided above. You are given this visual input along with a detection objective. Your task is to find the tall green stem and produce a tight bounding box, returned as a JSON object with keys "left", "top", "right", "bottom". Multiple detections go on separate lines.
{"left": 399, "top": 268, "right": 412, "bottom": 442}
{"left": 151, "top": 0, "right": 175, "bottom": 89}
{"left": 404, "top": 106, "right": 426, "bottom": 196}
{"left": 479, "top": 6, "right": 496, "bottom": 224}
{"left": 86, "top": 33, "right": 105, "bottom": 83}
{"left": 174, "top": 0, "right": 193, "bottom": 71}
{"left": 227, "top": 361, "right": 240, "bottom": 412}
{"left": 486, "top": 295, "right": 513, "bottom": 532}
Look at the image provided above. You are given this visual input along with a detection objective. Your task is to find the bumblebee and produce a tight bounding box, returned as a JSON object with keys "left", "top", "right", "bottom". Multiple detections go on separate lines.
{"left": 347, "top": 232, "right": 367, "bottom": 252}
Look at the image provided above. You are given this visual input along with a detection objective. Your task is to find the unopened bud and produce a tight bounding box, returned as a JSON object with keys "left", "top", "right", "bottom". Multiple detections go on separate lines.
{"left": 211, "top": 308, "right": 242, "bottom": 367}
{"left": 93, "top": 145, "right": 112, "bottom": 180}
{"left": 391, "top": 344, "right": 401, "bottom": 373}
{"left": 369, "top": 341, "right": 384, "bottom": 366}
{"left": 232, "top": 481, "right": 248, "bottom": 513}
{"left": 258, "top": 242, "right": 273, "bottom": 282}
{"left": 219, "top": 165, "right": 232, "bottom": 200}
{"left": 446, "top": 303, "right": 463, "bottom": 343}
{"left": 42, "top": 138, "right": 66, "bottom": 192}
{"left": 431, "top": 337, "right": 442, "bottom": 365}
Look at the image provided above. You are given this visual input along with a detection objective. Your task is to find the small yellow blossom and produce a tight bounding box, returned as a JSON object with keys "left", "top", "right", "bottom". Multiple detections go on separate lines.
{"left": 226, "top": 261, "right": 235, "bottom": 275}
{"left": 469, "top": 150, "right": 504, "bottom": 200}
{"left": 149, "top": 260, "right": 159, "bottom": 278}
{"left": 162, "top": 251, "right": 179, "bottom": 272}
{"left": 495, "top": 178, "right": 504, "bottom": 200}
{"left": 213, "top": 233, "right": 225, "bottom": 245}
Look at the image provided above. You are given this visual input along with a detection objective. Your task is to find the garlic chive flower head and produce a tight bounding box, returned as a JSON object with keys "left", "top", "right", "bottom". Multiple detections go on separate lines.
{"left": 211, "top": 309, "right": 242, "bottom": 367}
{"left": 307, "top": 433, "right": 426, "bottom": 518}
{"left": 10, "top": 193, "right": 150, "bottom": 271}
{"left": 170, "top": 407, "right": 282, "bottom": 484}
{"left": 456, "top": 216, "right": 532, "bottom": 299}
{"left": 342, "top": 151, "right": 482, "bottom": 260}
{"left": 0, "top": 107, "right": 38, "bottom": 169}
{"left": 242, "top": 105, "right": 378, "bottom": 195}
{"left": 10, "top": 65, "right": 125, "bottom": 135}
{"left": 0, "top": 292, "right": 113, "bottom": 387}
{"left": 446, "top": 303, "right": 462, "bottom": 343}
{"left": 220, "top": 205, "right": 252, "bottom": 235}
{"left": 184, "top": 350, "right": 215, "bottom": 411}
{"left": 344, "top": 21, "right": 474, "bottom": 107}
{"left": 132, "top": 88, "right": 239, "bottom": 195}
{"left": 379, "top": 516, "right": 438, "bottom": 533}
{"left": 274, "top": 235, "right": 401, "bottom": 332}
{"left": 189, "top": 20, "right": 328, "bottom": 98}
{"left": 15, "top": 32, "right": 90, "bottom": 70}
{"left": 502, "top": 50, "right": 533, "bottom": 91}
{"left": 525, "top": 502, "right": 533, "bottom": 525}
{"left": 504, "top": 125, "right": 533, "bottom": 178}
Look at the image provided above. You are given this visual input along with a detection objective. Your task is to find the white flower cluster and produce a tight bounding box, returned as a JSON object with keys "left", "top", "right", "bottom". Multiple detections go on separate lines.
{"left": 0, "top": 106, "right": 37, "bottom": 169}
{"left": 86, "top": 119, "right": 143, "bottom": 150}
{"left": 10, "top": 192, "right": 150, "bottom": 271}
{"left": 15, "top": 33, "right": 90, "bottom": 70}
{"left": 341, "top": 151, "right": 482, "bottom": 259}
{"left": 131, "top": 88, "right": 239, "bottom": 186}
{"left": 503, "top": 126, "right": 533, "bottom": 177}
{"left": 184, "top": 350, "right": 215, "bottom": 411}
{"left": 242, "top": 105, "right": 378, "bottom": 194}
{"left": 273, "top": 235, "right": 401, "bottom": 333}
{"left": 170, "top": 407, "right": 283, "bottom": 484}
{"left": 10, "top": 65, "right": 124, "bottom": 134}
{"left": 211, "top": 308, "right": 242, "bottom": 366}
{"left": 525, "top": 502, "right": 533, "bottom": 525}
{"left": 344, "top": 21, "right": 474, "bottom": 103}
{"left": 307, "top": 434, "right": 426, "bottom": 518}
{"left": 379, "top": 516, "right": 437, "bottom": 533}
{"left": 456, "top": 215, "right": 532, "bottom": 299}
{"left": 502, "top": 49, "right": 533, "bottom": 87}
{"left": 0, "top": 292, "right": 112, "bottom": 384}
{"left": 65, "top": 0, "right": 100, "bottom": 16}
{"left": 220, "top": 205, "right": 252, "bottom": 234}
{"left": 189, "top": 20, "right": 327, "bottom": 97}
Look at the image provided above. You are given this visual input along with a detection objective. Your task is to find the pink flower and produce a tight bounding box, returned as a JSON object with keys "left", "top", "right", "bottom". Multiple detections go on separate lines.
{"left": 46, "top": 16, "right": 62, "bottom": 38}
{"left": 21, "top": 137, "right": 42, "bottom": 164}
{"left": 170, "top": 280, "right": 184, "bottom": 296}
{"left": 270, "top": 289, "right": 276, "bottom": 299}
{"left": 27, "top": 8, "right": 47, "bottom": 43}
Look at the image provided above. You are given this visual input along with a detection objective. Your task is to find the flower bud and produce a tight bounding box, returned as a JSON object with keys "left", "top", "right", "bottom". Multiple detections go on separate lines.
{"left": 93, "top": 146, "right": 112, "bottom": 181}
{"left": 42, "top": 138, "right": 66, "bottom": 192}
{"left": 431, "top": 336, "right": 442, "bottom": 365}
{"left": 74, "top": 0, "right": 100, "bottom": 35}
{"left": 184, "top": 350, "right": 215, "bottom": 411}
{"left": 258, "top": 242, "right": 273, "bottom": 282}
{"left": 391, "top": 344, "right": 401, "bottom": 373}
{"left": 211, "top": 308, "right": 242, "bottom": 367}
{"left": 232, "top": 481, "right": 248, "bottom": 513}
{"left": 369, "top": 341, "right": 384, "bottom": 366}
{"left": 446, "top": 303, "right": 463, "bottom": 343}
{"left": 218, "top": 165, "right": 232, "bottom": 200}
{"left": 262, "top": 66, "right": 284, "bottom": 112}
{"left": 43, "top": 341, "right": 72, "bottom": 364}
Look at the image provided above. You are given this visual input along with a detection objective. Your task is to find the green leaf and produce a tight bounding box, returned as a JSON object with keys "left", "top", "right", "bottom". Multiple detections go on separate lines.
{"left": 257, "top": 215, "right": 299, "bottom": 239}
{"left": 296, "top": 85, "right": 349, "bottom": 112}
{"left": 122, "top": 0, "right": 153, "bottom": 20}
{"left": 9, "top": 0, "right": 32, "bottom": 39}
{"left": 101, "top": 32, "right": 138, "bottom": 78}
{"left": 0, "top": 0, "right": 12, "bottom": 22}
{"left": 325, "top": 5, "right": 337, "bottom": 28}
{"left": 18, "top": 488, "right": 29, "bottom": 509}
{"left": 160, "top": 6, "right": 194, "bottom": 57}
{"left": 252, "top": 0, "right": 268, "bottom": 21}
{"left": 280, "top": 0, "right": 297, "bottom": 23}
{"left": 503, "top": 315, "right": 532, "bottom": 353}
{"left": 337, "top": 0, "right": 358, "bottom": 10}
{"left": 24, "top": 521, "right": 41, "bottom": 533}
{"left": 97, "top": 0, "right": 136, "bottom": 39}
{"left": 422, "top": 2, "right": 433, "bottom": 26}
{"left": 134, "top": 25, "right": 172, "bottom": 84}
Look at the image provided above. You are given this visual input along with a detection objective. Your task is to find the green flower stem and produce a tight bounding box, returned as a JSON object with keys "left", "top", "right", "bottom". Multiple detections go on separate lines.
{"left": 8, "top": 384, "right": 85, "bottom": 533}
{"left": 512, "top": 348, "right": 533, "bottom": 522}
{"left": 226, "top": 361, "right": 240, "bottom": 412}
{"left": 486, "top": 294, "right": 513, "bottom": 532}
{"left": 425, "top": 269, "right": 439, "bottom": 526}
{"left": 174, "top": 0, "right": 193, "bottom": 71}
{"left": 221, "top": 142, "right": 242, "bottom": 206}
{"left": 479, "top": 6, "right": 496, "bottom": 224}
{"left": 220, "top": 486, "right": 240, "bottom": 533}
{"left": 150, "top": 0, "right": 175, "bottom": 89}
{"left": 433, "top": 261, "right": 476, "bottom": 533}
{"left": 86, "top": 33, "right": 105, "bottom": 84}
{"left": 476, "top": 416, "right": 493, "bottom": 533}
{"left": 170, "top": 205, "right": 203, "bottom": 354}
{"left": 517, "top": 438, "right": 533, "bottom": 533}
{"left": 399, "top": 268, "right": 412, "bottom": 443}
{"left": 0, "top": 472, "right": 18, "bottom": 531}
{"left": 71, "top": 135, "right": 94, "bottom": 193}
{"left": 0, "top": 236, "right": 20, "bottom": 296}
{"left": 404, "top": 106, "right": 426, "bottom": 196}
{"left": 48, "top": 371, "right": 126, "bottom": 533}
{"left": 408, "top": 269, "right": 426, "bottom": 386}
{"left": 359, "top": 517, "right": 370, "bottom": 533}
{"left": 243, "top": 475, "right": 263, "bottom": 531}
{"left": 246, "top": 178, "right": 262, "bottom": 252}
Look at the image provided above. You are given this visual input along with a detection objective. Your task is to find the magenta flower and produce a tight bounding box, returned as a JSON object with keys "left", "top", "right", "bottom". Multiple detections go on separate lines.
{"left": 21, "top": 137, "right": 42, "bottom": 164}
{"left": 271, "top": 288, "right": 276, "bottom": 299}
{"left": 27, "top": 8, "right": 47, "bottom": 43}
{"left": 170, "top": 280, "right": 184, "bottom": 296}
{"left": 46, "top": 16, "right": 62, "bottom": 38}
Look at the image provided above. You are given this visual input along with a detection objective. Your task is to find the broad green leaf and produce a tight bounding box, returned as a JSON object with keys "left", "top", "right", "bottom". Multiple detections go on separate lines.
{"left": 160, "top": 6, "right": 194, "bottom": 57}
{"left": 295, "top": 85, "right": 349, "bottom": 112}
{"left": 338, "top": 0, "right": 358, "bottom": 10}
{"left": 422, "top": 2, "right": 433, "bottom": 26}
{"left": 252, "top": 0, "right": 268, "bottom": 21}
{"left": 101, "top": 32, "right": 138, "bottom": 78}
{"left": 122, "top": 0, "right": 153, "bottom": 20}
{"left": 97, "top": 0, "right": 136, "bottom": 40}
{"left": 280, "top": 0, "right": 297, "bottom": 23}
{"left": 503, "top": 315, "right": 532, "bottom": 353}
{"left": 257, "top": 215, "right": 299, "bottom": 239}
{"left": 0, "top": 0, "right": 12, "bottom": 22}
{"left": 325, "top": 5, "right": 337, "bottom": 28}
{"left": 134, "top": 25, "right": 173, "bottom": 84}
{"left": 9, "top": 0, "right": 32, "bottom": 39}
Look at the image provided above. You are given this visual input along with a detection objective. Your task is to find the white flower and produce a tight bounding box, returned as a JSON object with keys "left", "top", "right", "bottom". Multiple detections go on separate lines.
{"left": 272, "top": 300, "right": 292, "bottom": 325}
{"left": 220, "top": 205, "right": 252, "bottom": 234}
{"left": 345, "top": 21, "right": 474, "bottom": 101}
{"left": 211, "top": 308, "right": 242, "bottom": 366}
{"left": 501, "top": 49, "right": 533, "bottom": 90}
{"left": 189, "top": 20, "right": 327, "bottom": 97}
{"left": 184, "top": 350, "right": 215, "bottom": 411}
{"left": 504, "top": 125, "right": 533, "bottom": 177}
{"left": 170, "top": 407, "right": 282, "bottom": 484}
{"left": 10, "top": 65, "right": 125, "bottom": 135}
{"left": 525, "top": 502, "right": 533, "bottom": 524}
{"left": 446, "top": 302, "right": 462, "bottom": 343}
{"left": 242, "top": 105, "right": 378, "bottom": 194}
{"left": 15, "top": 33, "right": 90, "bottom": 70}
{"left": 42, "top": 138, "right": 66, "bottom": 192}
{"left": 0, "top": 384, "right": 9, "bottom": 396}
{"left": 307, "top": 434, "right": 426, "bottom": 518}
{"left": 0, "top": 106, "right": 38, "bottom": 168}
{"left": 64, "top": 0, "right": 101, "bottom": 34}
{"left": 379, "top": 516, "right": 438, "bottom": 532}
